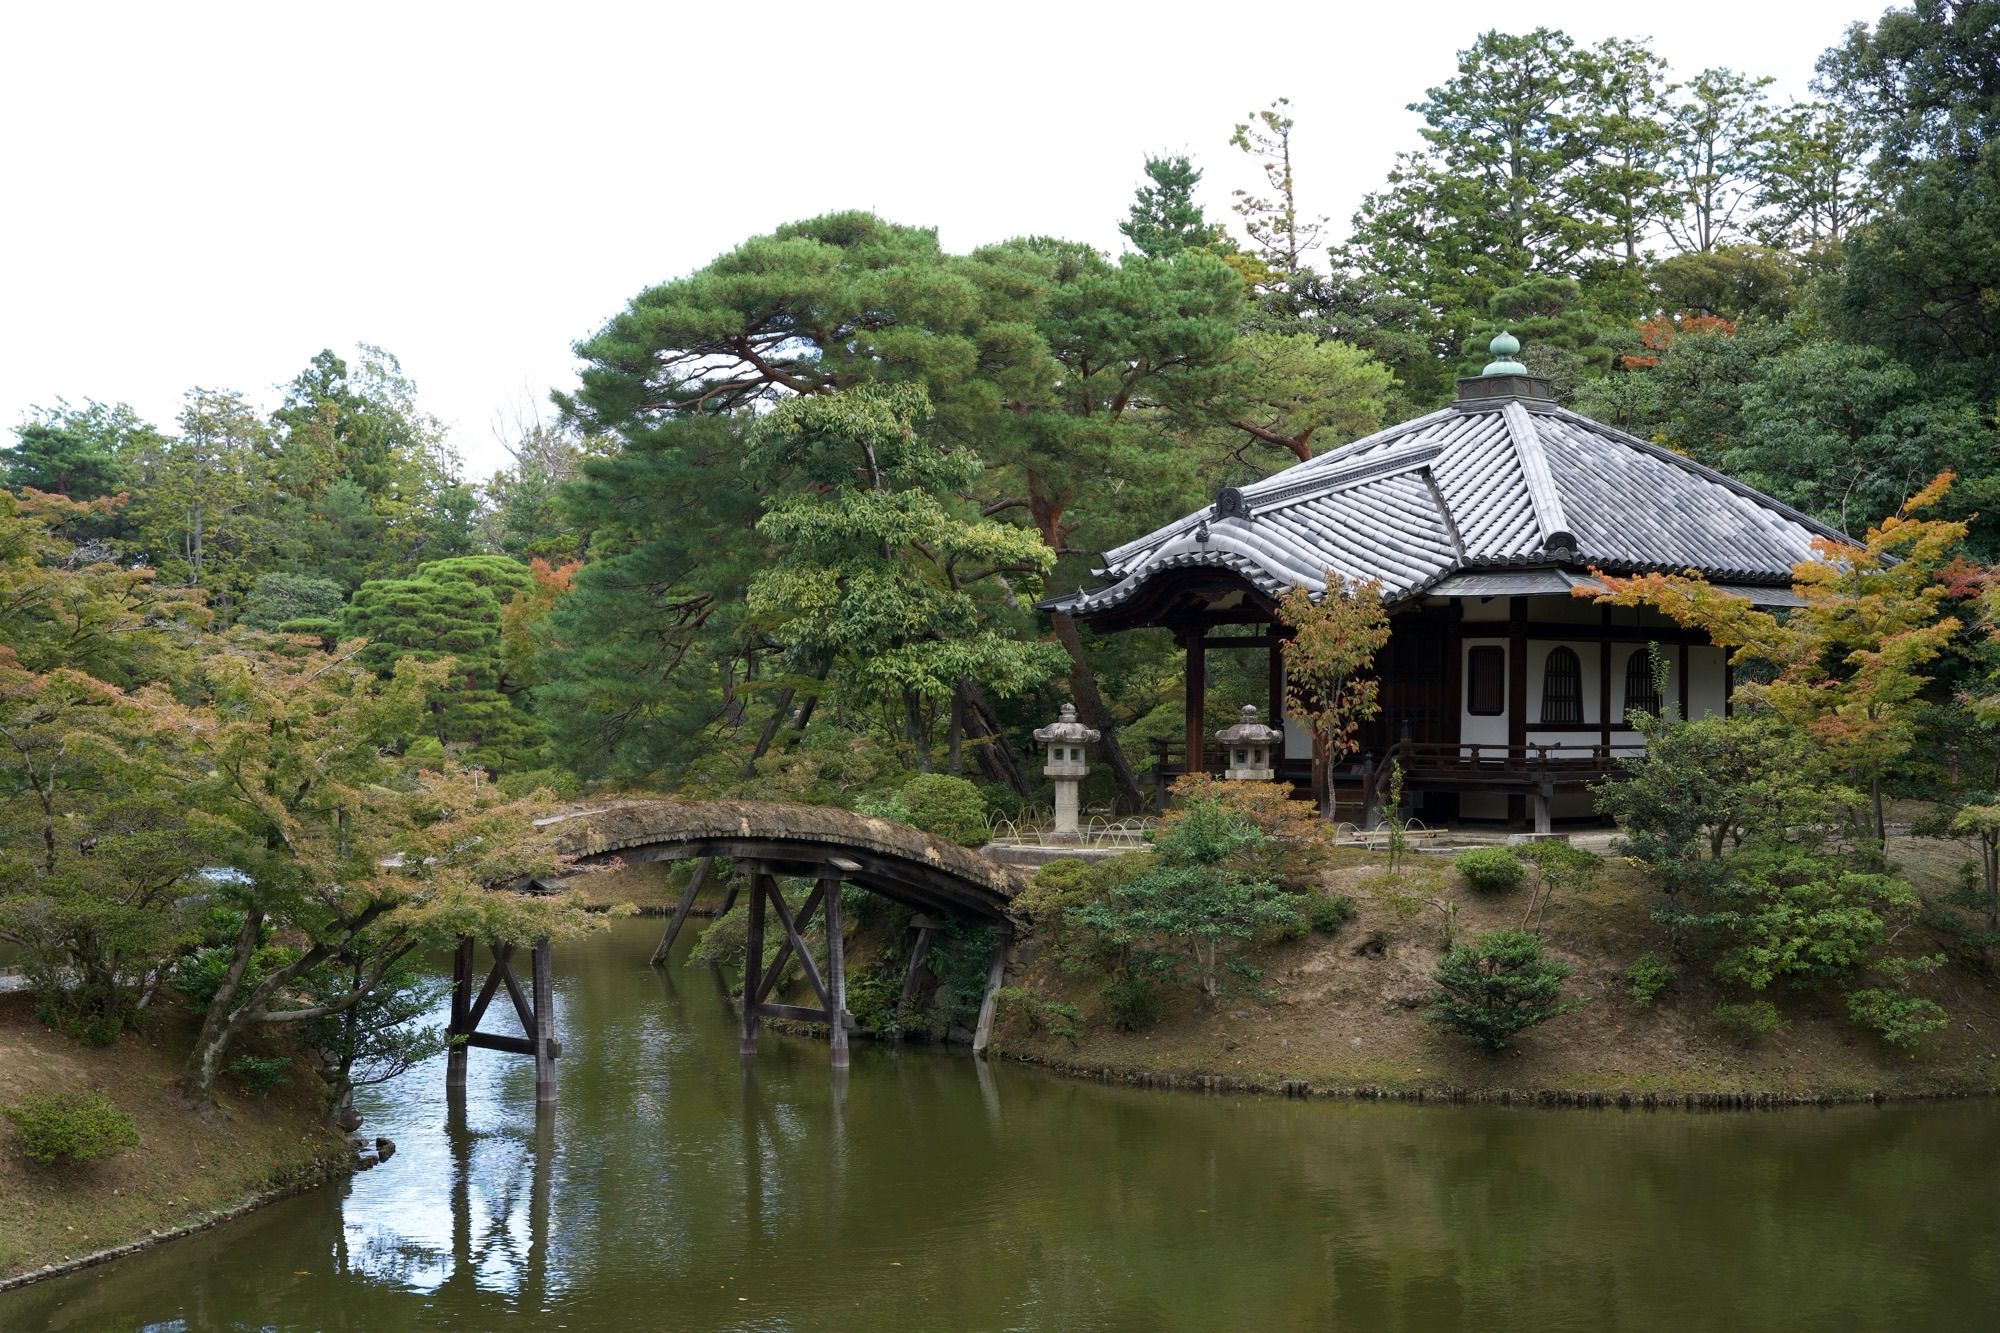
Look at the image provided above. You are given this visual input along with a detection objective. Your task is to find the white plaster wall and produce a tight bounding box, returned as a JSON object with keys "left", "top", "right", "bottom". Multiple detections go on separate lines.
{"left": 1689, "top": 645, "right": 1727, "bottom": 720}
{"left": 1460, "top": 597, "right": 1510, "bottom": 622}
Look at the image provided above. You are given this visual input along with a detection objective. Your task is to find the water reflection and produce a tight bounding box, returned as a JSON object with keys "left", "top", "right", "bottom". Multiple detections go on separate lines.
{"left": 4, "top": 917, "right": 1997, "bottom": 1331}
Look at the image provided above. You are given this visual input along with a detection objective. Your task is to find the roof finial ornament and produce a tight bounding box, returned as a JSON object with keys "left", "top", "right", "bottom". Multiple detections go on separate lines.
{"left": 1482, "top": 330, "right": 1528, "bottom": 377}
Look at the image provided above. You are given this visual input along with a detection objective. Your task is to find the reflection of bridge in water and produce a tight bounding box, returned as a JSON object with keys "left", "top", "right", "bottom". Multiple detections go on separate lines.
{"left": 450, "top": 801, "right": 1025, "bottom": 1100}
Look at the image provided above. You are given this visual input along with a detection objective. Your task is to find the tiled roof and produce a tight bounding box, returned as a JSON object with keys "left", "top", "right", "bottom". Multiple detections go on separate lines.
{"left": 1046, "top": 391, "right": 1846, "bottom": 617}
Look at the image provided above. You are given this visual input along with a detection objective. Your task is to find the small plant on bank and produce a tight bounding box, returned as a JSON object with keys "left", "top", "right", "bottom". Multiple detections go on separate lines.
{"left": 1100, "top": 976, "right": 1163, "bottom": 1031}
{"left": 1068, "top": 798, "right": 1303, "bottom": 1007}
{"left": 1846, "top": 988, "right": 1949, "bottom": 1049}
{"left": 1309, "top": 893, "right": 1358, "bottom": 934}
{"left": 229, "top": 1054, "right": 293, "bottom": 1102}
{"left": 1454, "top": 846, "right": 1526, "bottom": 893}
{"left": 4, "top": 1090, "right": 140, "bottom": 1167}
{"left": 1713, "top": 999, "right": 1787, "bottom": 1042}
{"left": 1845, "top": 953, "right": 1949, "bottom": 1049}
{"left": 995, "top": 987, "right": 1081, "bottom": 1044}
{"left": 1424, "top": 929, "right": 1581, "bottom": 1050}
{"left": 1516, "top": 840, "right": 1602, "bottom": 935}
{"left": 1625, "top": 952, "right": 1673, "bottom": 1005}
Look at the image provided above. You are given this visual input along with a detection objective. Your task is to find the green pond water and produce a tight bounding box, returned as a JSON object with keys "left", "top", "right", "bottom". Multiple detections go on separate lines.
{"left": 4, "top": 916, "right": 1997, "bottom": 1331}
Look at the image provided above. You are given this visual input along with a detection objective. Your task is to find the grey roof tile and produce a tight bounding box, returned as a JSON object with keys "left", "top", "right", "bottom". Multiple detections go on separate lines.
{"left": 1046, "top": 395, "right": 1849, "bottom": 618}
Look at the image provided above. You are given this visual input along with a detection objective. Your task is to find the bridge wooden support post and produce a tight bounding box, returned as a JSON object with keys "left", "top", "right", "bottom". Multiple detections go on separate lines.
{"left": 446, "top": 937, "right": 473, "bottom": 1089}
{"left": 532, "top": 938, "right": 556, "bottom": 1103}
{"left": 971, "top": 928, "right": 1013, "bottom": 1058}
{"left": 740, "top": 871, "right": 767, "bottom": 1056}
{"left": 445, "top": 937, "right": 562, "bottom": 1101}
{"left": 824, "top": 874, "right": 849, "bottom": 1070}
{"left": 649, "top": 856, "right": 716, "bottom": 966}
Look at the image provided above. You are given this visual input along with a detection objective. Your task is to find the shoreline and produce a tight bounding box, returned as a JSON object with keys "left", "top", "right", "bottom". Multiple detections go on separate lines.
{"left": 992, "top": 1046, "right": 2000, "bottom": 1110}
{"left": 0, "top": 1152, "right": 350, "bottom": 1295}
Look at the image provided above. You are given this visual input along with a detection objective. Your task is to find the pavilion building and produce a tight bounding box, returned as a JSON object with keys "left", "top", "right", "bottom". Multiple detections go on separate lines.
{"left": 1040, "top": 334, "right": 1843, "bottom": 829}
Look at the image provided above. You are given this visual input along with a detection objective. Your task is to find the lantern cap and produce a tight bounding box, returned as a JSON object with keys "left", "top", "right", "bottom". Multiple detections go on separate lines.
{"left": 1033, "top": 701, "right": 1101, "bottom": 745}
{"left": 1215, "top": 703, "right": 1283, "bottom": 745}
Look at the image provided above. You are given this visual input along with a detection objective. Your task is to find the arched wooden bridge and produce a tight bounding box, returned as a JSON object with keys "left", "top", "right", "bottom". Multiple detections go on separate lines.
{"left": 449, "top": 801, "right": 1027, "bottom": 1100}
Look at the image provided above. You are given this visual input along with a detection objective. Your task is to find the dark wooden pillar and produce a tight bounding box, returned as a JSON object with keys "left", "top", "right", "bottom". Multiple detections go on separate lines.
{"left": 531, "top": 938, "right": 556, "bottom": 1103}
{"left": 1267, "top": 637, "right": 1285, "bottom": 763}
{"left": 1183, "top": 630, "right": 1206, "bottom": 775}
{"left": 824, "top": 875, "right": 849, "bottom": 1069}
{"left": 1724, "top": 659, "right": 1734, "bottom": 717}
{"left": 1598, "top": 609, "right": 1613, "bottom": 759}
{"left": 446, "top": 936, "right": 473, "bottom": 1089}
{"left": 1677, "top": 643, "right": 1690, "bottom": 721}
{"left": 1507, "top": 597, "right": 1528, "bottom": 827}
{"left": 740, "top": 871, "right": 767, "bottom": 1055}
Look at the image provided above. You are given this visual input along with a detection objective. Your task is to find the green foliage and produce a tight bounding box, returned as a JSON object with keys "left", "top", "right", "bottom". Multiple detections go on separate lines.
{"left": 1308, "top": 893, "right": 1357, "bottom": 934}
{"left": 1068, "top": 799, "right": 1303, "bottom": 1005}
{"left": 922, "top": 920, "right": 1000, "bottom": 1032}
{"left": 239, "top": 573, "right": 344, "bottom": 631}
{"left": 1099, "top": 976, "right": 1163, "bottom": 1031}
{"left": 1690, "top": 851, "right": 1914, "bottom": 992}
{"left": 228, "top": 1054, "right": 292, "bottom": 1097}
{"left": 343, "top": 555, "right": 543, "bottom": 773}
{"left": 1454, "top": 847, "right": 1526, "bottom": 893}
{"left": 1596, "top": 706, "right": 1849, "bottom": 895}
{"left": 1424, "top": 929, "right": 1581, "bottom": 1050}
{"left": 3, "top": 1090, "right": 139, "bottom": 1167}
{"left": 692, "top": 899, "right": 750, "bottom": 966}
{"left": 1713, "top": 999, "right": 1786, "bottom": 1042}
{"left": 1121, "top": 155, "right": 1225, "bottom": 259}
{"left": 894, "top": 773, "right": 988, "bottom": 846}
{"left": 1846, "top": 988, "right": 1949, "bottom": 1049}
{"left": 1625, "top": 952, "right": 1673, "bottom": 1006}
{"left": 995, "top": 986, "right": 1081, "bottom": 1044}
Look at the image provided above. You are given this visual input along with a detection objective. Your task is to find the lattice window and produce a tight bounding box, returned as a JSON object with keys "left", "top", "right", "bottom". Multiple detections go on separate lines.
{"left": 1467, "top": 645, "right": 1505, "bottom": 716}
{"left": 1623, "top": 649, "right": 1662, "bottom": 718}
{"left": 1541, "top": 647, "right": 1583, "bottom": 725}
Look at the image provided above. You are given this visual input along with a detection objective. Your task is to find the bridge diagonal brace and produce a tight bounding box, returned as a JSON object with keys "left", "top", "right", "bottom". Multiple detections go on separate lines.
{"left": 758, "top": 876, "right": 832, "bottom": 1014}
{"left": 649, "top": 855, "right": 716, "bottom": 966}
{"left": 753, "top": 881, "right": 825, "bottom": 1006}
{"left": 446, "top": 937, "right": 561, "bottom": 1103}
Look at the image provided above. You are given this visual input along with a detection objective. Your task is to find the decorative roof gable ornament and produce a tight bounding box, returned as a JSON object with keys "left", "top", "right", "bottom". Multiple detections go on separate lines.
{"left": 1212, "top": 487, "right": 1250, "bottom": 521}
{"left": 1481, "top": 330, "right": 1529, "bottom": 376}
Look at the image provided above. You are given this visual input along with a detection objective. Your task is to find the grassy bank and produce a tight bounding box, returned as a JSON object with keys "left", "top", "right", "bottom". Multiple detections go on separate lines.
{"left": 0, "top": 993, "right": 348, "bottom": 1284}
{"left": 985, "top": 841, "right": 2000, "bottom": 1105}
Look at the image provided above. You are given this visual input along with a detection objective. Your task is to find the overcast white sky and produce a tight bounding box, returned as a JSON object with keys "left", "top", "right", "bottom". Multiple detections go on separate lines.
{"left": 0, "top": 1, "right": 1886, "bottom": 479}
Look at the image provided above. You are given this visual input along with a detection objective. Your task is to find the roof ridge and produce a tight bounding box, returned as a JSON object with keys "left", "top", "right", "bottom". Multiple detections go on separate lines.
{"left": 1538, "top": 404, "right": 1855, "bottom": 546}
{"left": 1500, "top": 400, "right": 1574, "bottom": 557}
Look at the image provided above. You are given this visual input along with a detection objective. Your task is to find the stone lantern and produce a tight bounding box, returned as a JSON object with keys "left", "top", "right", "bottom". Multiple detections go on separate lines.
{"left": 1216, "top": 704, "right": 1282, "bottom": 781}
{"left": 1033, "top": 702, "right": 1100, "bottom": 839}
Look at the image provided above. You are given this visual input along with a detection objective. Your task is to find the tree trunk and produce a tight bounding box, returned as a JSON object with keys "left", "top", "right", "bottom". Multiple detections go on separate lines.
{"left": 947, "top": 681, "right": 965, "bottom": 776}
{"left": 1048, "top": 610, "right": 1143, "bottom": 810}
{"left": 955, "top": 678, "right": 1033, "bottom": 799}
{"left": 179, "top": 910, "right": 262, "bottom": 1100}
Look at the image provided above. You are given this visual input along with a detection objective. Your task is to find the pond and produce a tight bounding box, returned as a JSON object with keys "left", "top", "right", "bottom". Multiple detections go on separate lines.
{"left": 5, "top": 917, "right": 1997, "bottom": 1330}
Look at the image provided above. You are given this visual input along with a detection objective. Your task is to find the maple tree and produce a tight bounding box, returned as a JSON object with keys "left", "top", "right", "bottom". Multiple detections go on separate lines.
{"left": 1278, "top": 573, "right": 1390, "bottom": 818}
{"left": 1585, "top": 471, "right": 1966, "bottom": 851}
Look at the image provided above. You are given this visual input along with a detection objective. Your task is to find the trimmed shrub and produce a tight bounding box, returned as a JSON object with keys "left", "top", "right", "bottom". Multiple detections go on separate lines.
{"left": 1309, "top": 893, "right": 1358, "bottom": 934}
{"left": 1714, "top": 1000, "right": 1786, "bottom": 1041}
{"left": 1625, "top": 952, "right": 1672, "bottom": 1005}
{"left": 1101, "top": 976, "right": 1163, "bottom": 1031}
{"left": 239, "top": 573, "right": 344, "bottom": 630}
{"left": 1846, "top": 989, "right": 1948, "bottom": 1049}
{"left": 1454, "top": 847, "right": 1526, "bottom": 893}
{"left": 1424, "top": 929, "right": 1580, "bottom": 1049}
{"left": 4, "top": 1091, "right": 140, "bottom": 1167}
{"left": 897, "top": 773, "right": 989, "bottom": 846}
